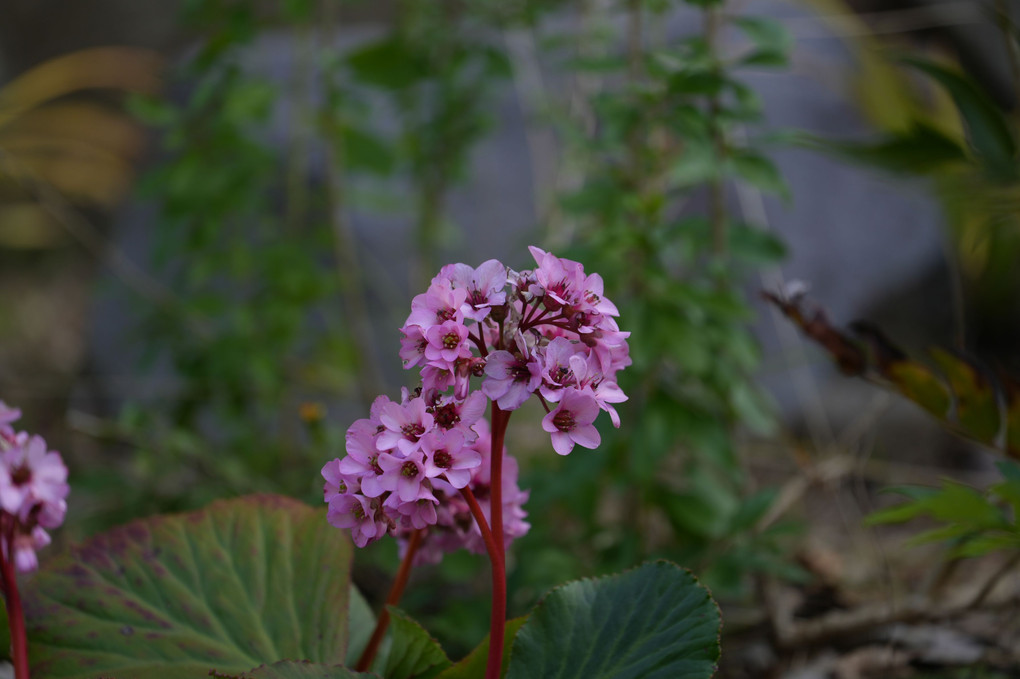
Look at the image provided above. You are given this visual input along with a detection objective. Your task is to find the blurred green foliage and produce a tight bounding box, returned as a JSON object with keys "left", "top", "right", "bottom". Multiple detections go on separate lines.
{"left": 868, "top": 460, "right": 1020, "bottom": 560}
{"left": 514, "top": 0, "right": 799, "bottom": 601}
{"left": 784, "top": 28, "right": 1020, "bottom": 592}
{"left": 806, "top": 45, "right": 1020, "bottom": 356}
{"left": 86, "top": 0, "right": 351, "bottom": 527}
{"left": 95, "top": 0, "right": 804, "bottom": 657}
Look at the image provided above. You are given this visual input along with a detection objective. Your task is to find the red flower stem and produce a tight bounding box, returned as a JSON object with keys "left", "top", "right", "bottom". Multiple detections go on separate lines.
{"left": 489, "top": 404, "right": 512, "bottom": 679}
{"left": 520, "top": 298, "right": 540, "bottom": 326}
{"left": 470, "top": 330, "right": 489, "bottom": 357}
{"left": 355, "top": 528, "right": 423, "bottom": 672}
{"left": 459, "top": 485, "right": 506, "bottom": 679}
{"left": 1, "top": 520, "right": 29, "bottom": 679}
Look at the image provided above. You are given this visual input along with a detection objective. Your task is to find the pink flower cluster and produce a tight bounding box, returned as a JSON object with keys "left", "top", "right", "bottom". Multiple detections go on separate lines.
{"left": 324, "top": 389, "right": 479, "bottom": 546}
{"left": 323, "top": 402, "right": 528, "bottom": 561}
{"left": 400, "top": 247, "right": 629, "bottom": 454}
{"left": 323, "top": 247, "right": 628, "bottom": 558}
{"left": 0, "top": 402, "right": 68, "bottom": 573}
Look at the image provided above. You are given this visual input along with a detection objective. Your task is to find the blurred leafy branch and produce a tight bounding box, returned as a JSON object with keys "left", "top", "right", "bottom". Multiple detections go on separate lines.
{"left": 100, "top": 0, "right": 542, "bottom": 524}
{"left": 765, "top": 282, "right": 1020, "bottom": 594}
{"left": 765, "top": 7, "right": 1020, "bottom": 600}
{"left": 797, "top": 5, "right": 1020, "bottom": 350}
{"left": 513, "top": 0, "right": 801, "bottom": 601}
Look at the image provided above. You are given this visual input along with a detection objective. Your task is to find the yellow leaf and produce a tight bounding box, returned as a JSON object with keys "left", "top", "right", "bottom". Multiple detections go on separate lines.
{"left": 0, "top": 47, "right": 162, "bottom": 129}
{"left": 930, "top": 348, "right": 1001, "bottom": 445}
{"left": 886, "top": 360, "right": 951, "bottom": 419}
{"left": 0, "top": 101, "right": 146, "bottom": 160}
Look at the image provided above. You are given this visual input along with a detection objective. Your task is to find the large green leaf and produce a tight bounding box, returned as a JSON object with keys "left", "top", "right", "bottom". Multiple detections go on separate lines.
{"left": 506, "top": 562, "right": 720, "bottom": 679}
{"left": 434, "top": 617, "right": 527, "bottom": 679}
{"left": 216, "top": 660, "right": 380, "bottom": 678}
{"left": 24, "top": 494, "right": 354, "bottom": 678}
{"left": 346, "top": 586, "right": 375, "bottom": 668}
{"left": 381, "top": 608, "right": 450, "bottom": 679}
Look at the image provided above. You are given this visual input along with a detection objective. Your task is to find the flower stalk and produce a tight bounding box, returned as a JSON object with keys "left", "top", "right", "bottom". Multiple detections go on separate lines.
{"left": 355, "top": 528, "right": 424, "bottom": 672}
{"left": 485, "top": 405, "right": 510, "bottom": 678}
{"left": 1, "top": 518, "right": 28, "bottom": 679}
{"left": 460, "top": 483, "right": 506, "bottom": 679}
{"left": 322, "top": 249, "right": 629, "bottom": 677}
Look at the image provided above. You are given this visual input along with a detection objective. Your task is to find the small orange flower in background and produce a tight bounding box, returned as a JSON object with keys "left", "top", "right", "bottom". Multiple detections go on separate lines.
{"left": 299, "top": 401, "right": 326, "bottom": 424}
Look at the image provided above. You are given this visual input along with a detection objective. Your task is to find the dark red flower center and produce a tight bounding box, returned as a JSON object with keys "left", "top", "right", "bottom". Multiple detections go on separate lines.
{"left": 401, "top": 423, "right": 426, "bottom": 439}
{"left": 433, "top": 404, "right": 460, "bottom": 429}
{"left": 552, "top": 410, "right": 575, "bottom": 432}
{"left": 10, "top": 466, "right": 30, "bottom": 485}
{"left": 510, "top": 361, "right": 531, "bottom": 381}
{"left": 433, "top": 450, "right": 453, "bottom": 469}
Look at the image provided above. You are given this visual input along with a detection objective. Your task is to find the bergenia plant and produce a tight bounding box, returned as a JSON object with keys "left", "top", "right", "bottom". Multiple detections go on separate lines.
{"left": 0, "top": 250, "right": 720, "bottom": 679}
{"left": 323, "top": 247, "right": 631, "bottom": 677}
{"left": 0, "top": 402, "right": 69, "bottom": 679}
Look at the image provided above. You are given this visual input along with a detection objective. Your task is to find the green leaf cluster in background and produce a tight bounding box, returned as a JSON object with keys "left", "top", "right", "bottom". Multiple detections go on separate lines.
{"left": 868, "top": 460, "right": 1020, "bottom": 560}
{"left": 518, "top": 0, "right": 796, "bottom": 604}
{"left": 100, "top": 0, "right": 529, "bottom": 534}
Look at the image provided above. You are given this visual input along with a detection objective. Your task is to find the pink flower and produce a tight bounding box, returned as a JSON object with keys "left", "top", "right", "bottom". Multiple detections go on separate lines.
{"left": 387, "top": 495, "right": 438, "bottom": 531}
{"left": 442, "top": 260, "right": 508, "bottom": 321}
{"left": 430, "top": 391, "right": 487, "bottom": 437}
{"left": 3, "top": 525, "right": 50, "bottom": 573}
{"left": 405, "top": 280, "right": 467, "bottom": 329}
{"left": 0, "top": 435, "right": 69, "bottom": 523}
{"left": 421, "top": 364, "right": 456, "bottom": 394}
{"left": 529, "top": 246, "right": 585, "bottom": 311}
{"left": 323, "top": 248, "right": 627, "bottom": 556}
{"left": 541, "top": 388, "right": 601, "bottom": 455}
{"left": 36, "top": 497, "right": 66, "bottom": 531}
{"left": 424, "top": 320, "right": 472, "bottom": 366}
{"left": 376, "top": 398, "right": 435, "bottom": 455}
{"left": 421, "top": 429, "right": 481, "bottom": 489}
{"left": 321, "top": 458, "right": 360, "bottom": 500}
{"left": 327, "top": 494, "right": 387, "bottom": 548}
{"left": 580, "top": 272, "right": 619, "bottom": 317}
{"left": 377, "top": 450, "right": 432, "bottom": 503}
{"left": 539, "top": 337, "right": 582, "bottom": 402}
{"left": 399, "top": 325, "right": 428, "bottom": 369}
{"left": 338, "top": 425, "right": 387, "bottom": 497}
{"left": 570, "top": 353, "right": 628, "bottom": 427}
{"left": 482, "top": 350, "right": 542, "bottom": 410}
